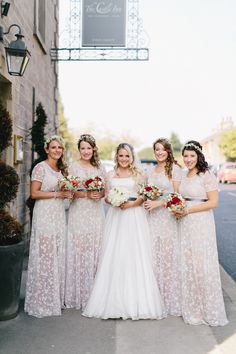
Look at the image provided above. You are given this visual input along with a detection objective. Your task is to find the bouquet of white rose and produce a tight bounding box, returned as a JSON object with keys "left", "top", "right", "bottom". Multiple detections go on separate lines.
{"left": 107, "top": 186, "right": 129, "bottom": 207}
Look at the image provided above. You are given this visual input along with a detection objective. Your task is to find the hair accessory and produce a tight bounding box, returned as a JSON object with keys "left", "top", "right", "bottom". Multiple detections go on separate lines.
{"left": 183, "top": 143, "right": 202, "bottom": 153}
{"left": 78, "top": 134, "right": 96, "bottom": 144}
{"left": 44, "top": 135, "right": 65, "bottom": 148}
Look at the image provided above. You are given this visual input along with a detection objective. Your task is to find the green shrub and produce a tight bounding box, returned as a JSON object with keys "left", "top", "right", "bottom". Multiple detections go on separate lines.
{"left": 0, "top": 162, "right": 19, "bottom": 208}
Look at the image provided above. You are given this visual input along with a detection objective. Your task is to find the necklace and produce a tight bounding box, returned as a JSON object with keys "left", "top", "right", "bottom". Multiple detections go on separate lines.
{"left": 116, "top": 168, "right": 132, "bottom": 178}
{"left": 45, "top": 160, "right": 60, "bottom": 172}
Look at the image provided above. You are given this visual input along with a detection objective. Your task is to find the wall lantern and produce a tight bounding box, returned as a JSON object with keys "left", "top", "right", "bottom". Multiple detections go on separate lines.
{"left": 1, "top": 1, "right": 10, "bottom": 17}
{"left": 0, "top": 24, "right": 31, "bottom": 76}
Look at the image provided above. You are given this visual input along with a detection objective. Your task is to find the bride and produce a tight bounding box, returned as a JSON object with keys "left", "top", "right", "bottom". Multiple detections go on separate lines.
{"left": 82, "top": 143, "right": 166, "bottom": 320}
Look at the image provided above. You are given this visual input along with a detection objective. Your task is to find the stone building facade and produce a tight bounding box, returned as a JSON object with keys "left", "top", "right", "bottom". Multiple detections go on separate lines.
{"left": 0, "top": 0, "right": 59, "bottom": 239}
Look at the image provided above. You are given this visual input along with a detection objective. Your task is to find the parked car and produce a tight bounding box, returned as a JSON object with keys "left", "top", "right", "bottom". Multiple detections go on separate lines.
{"left": 140, "top": 159, "right": 157, "bottom": 173}
{"left": 101, "top": 160, "right": 115, "bottom": 173}
{"left": 217, "top": 162, "right": 236, "bottom": 183}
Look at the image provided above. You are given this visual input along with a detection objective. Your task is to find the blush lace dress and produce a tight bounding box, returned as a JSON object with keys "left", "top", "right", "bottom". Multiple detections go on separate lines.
{"left": 82, "top": 175, "right": 166, "bottom": 320}
{"left": 64, "top": 162, "right": 106, "bottom": 310}
{"left": 24, "top": 161, "right": 67, "bottom": 318}
{"left": 179, "top": 170, "right": 228, "bottom": 326}
{"left": 147, "top": 164, "right": 182, "bottom": 316}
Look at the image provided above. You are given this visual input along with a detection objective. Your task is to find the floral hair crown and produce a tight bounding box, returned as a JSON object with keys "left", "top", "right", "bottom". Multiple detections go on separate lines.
{"left": 184, "top": 143, "right": 202, "bottom": 153}
{"left": 44, "top": 135, "right": 65, "bottom": 148}
{"left": 78, "top": 134, "right": 96, "bottom": 144}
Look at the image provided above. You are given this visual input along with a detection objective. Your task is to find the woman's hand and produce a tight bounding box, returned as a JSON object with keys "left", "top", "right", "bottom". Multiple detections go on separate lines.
{"left": 87, "top": 190, "right": 104, "bottom": 201}
{"left": 119, "top": 201, "right": 134, "bottom": 210}
{"left": 144, "top": 199, "right": 164, "bottom": 211}
{"left": 56, "top": 190, "right": 74, "bottom": 199}
{"left": 172, "top": 207, "right": 188, "bottom": 219}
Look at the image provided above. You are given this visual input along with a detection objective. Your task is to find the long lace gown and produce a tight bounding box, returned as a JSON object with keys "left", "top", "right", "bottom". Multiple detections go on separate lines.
{"left": 65, "top": 162, "right": 106, "bottom": 310}
{"left": 147, "top": 164, "right": 182, "bottom": 316}
{"left": 83, "top": 175, "right": 166, "bottom": 320}
{"left": 179, "top": 170, "right": 228, "bottom": 326}
{"left": 25, "top": 161, "right": 66, "bottom": 318}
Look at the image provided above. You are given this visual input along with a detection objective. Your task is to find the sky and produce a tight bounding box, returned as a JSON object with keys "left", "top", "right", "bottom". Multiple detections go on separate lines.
{"left": 58, "top": 0, "right": 236, "bottom": 148}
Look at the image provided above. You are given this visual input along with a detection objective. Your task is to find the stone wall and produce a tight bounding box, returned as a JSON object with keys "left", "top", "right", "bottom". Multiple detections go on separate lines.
{"left": 0, "top": 0, "right": 59, "bottom": 240}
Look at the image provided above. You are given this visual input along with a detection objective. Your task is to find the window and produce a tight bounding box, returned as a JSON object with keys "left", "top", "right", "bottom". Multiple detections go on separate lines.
{"left": 34, "top": 0, "right": 46, "bottom": 53}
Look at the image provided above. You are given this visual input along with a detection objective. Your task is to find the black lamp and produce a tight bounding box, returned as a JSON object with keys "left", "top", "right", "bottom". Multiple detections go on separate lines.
{"left": 1, "top": 1, "right": 10, "bottom": 17}
{"left": 0, "top": 24, "right": 31, "bottom": 76}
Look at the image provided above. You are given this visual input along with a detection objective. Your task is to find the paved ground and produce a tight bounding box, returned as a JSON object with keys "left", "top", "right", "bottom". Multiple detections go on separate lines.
{"left": 0, "top": 266, "right": 236, "bottom": 354}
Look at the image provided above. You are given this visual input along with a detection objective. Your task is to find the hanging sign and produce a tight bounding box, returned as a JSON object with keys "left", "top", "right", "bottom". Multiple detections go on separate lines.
{"left": 82, "top": 0, "right": 126, "bottom": 47}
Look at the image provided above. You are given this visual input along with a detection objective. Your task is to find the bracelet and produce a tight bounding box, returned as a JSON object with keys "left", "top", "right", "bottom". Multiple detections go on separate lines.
{"left": 54, "top": 192, "right": 57, "bottom": 199}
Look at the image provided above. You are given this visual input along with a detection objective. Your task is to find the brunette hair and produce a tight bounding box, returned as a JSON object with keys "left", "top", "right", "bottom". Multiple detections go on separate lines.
{"left": 77, "top": 134, "right": 100, "bottom": 168}
{"left": 182, "top": 140, "right": 208, "bottom": 174}
{"left": 153, "top": 138, "right": 179, "bottom": 179}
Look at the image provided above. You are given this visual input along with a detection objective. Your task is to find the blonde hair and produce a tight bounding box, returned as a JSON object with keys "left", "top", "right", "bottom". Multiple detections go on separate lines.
{"left": 44, "top": 135, "right": 68, "bottom": 176}
{"left": 114, "top": 143, "right": 144, "bottom": 182}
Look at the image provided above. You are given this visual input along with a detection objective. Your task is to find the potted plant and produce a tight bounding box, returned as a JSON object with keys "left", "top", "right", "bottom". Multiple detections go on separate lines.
{"left": 0, "top": 102, "right": 25, "bottom": 321}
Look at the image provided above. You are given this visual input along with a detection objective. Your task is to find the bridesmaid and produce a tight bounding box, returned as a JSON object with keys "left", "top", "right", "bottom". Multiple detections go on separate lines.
{"left": 144, "top": 137, "right": 182, "bottom": 316}
{"left": 65, "top": 134, "right": 107, "bottom": 310}
{"left": 25, "top": 135, "right": 72, "bottom": 317}
{"left": 175, "top": 140, "right": 228, "bottom": 326}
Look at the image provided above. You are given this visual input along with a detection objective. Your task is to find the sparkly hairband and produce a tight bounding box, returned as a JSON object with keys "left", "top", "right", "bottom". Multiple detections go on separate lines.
{"left": 44, "top": 135, "right": 65, "bottom": 148}
{"left": 78, "top": 134, "right": 96, "bottom": 143}
{"left": 184, "top": 143, "right": 202, "bottom": 153}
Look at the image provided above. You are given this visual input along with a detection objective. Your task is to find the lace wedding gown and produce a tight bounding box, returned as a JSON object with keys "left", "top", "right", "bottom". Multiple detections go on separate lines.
{"left": 65, "top": 162, "right": 106, "bottom": 310}
{"left": 83, "top": 176, "right": 166, "bottom": 320}
{"left": 25, "top": 161, "right": 66, "bottom": 317}
{"left": 147, "top": 164, "right": 182, "bottom": 316}
{"left": 179, "top": 170, "right": 228, "bottom": 326}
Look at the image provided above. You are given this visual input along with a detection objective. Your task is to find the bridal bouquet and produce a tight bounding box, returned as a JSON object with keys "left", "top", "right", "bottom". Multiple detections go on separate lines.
{"left": 163, "top": 192, "right": 186, "bottom": 220}
{"left": 138, "top": 183, "right": 162, "bottom": 200}
{"left": 107, "top": 186, "right": 129, "bottom": 207}
{"left": 58, "top": 175, "right": 81, "bottom": 191}
{"left": 83, "top": 176, "right": 105, "bottom": 191}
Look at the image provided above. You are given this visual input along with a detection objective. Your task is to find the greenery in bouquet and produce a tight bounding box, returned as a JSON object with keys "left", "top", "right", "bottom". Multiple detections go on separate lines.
{"left": 83, "top": 176, "right": 105, "bottom": 191}
{"left": 138, "top": 183, "right": 162, "bottom": 200}
{"left": 58, "top": 175, "right": 81, "bottom": 191}
{"left": 164, "top": 192, "right": 186, "bottom": 220}
{"left": 107, "top": 186, "right": 129, "bottom": 207}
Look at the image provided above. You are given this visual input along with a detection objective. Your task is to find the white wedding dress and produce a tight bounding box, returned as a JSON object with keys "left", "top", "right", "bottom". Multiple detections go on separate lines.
{"left": 83, "top": 176, "right": 166, "bottom": 320}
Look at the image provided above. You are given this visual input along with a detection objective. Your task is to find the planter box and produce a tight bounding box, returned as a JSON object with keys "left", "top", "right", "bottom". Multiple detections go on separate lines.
{"left": 0, "top": 241, "right": 25, "bottom": 321}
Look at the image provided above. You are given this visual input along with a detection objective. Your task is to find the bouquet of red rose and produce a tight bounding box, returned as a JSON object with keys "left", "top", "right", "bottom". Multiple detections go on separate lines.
{"left": 138, "top": 183, "right": 162, "bottom": 200}
{"left": 83, "top": 176, "right": 105, "bottom": 191}
{"left": 58, "top": 175, "right": 81, "bottom": 191}
{"left": 163, "top": 192, "right": 186, "bottom": 220}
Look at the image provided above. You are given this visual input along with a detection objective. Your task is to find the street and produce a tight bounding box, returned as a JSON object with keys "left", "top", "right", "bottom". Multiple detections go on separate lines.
{"left": 215, "top": 183, "right": 236, "bottom": 280}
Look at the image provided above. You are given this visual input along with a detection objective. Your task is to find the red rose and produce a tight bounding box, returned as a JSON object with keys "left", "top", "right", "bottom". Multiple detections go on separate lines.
{"left": 172, "top": 197, "right": 181, "bottom": 204}
{"left": 145, "top": 186, "right": 152, "bottom": 191}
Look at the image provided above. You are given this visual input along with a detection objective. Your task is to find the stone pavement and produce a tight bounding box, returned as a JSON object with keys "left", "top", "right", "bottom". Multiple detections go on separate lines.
{"left": 0, "top": 266, "right": 236, "bottom": 354}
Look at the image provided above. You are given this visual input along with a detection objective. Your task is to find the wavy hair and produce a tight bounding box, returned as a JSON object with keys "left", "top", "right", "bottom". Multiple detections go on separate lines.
{"left": 114, "top": 143, "right": 144, "bottom": 180}
{"left": 77, "top": 134, "right": 100, "bottom": 168}
{"left": 45, "top": 136, "right": 68, "bottom": 176}
{"left": 153, "top": 138, "right": 179, "bottom": 179}
{"left": 182, "top": 140, "right": 208, "bottom": 174}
